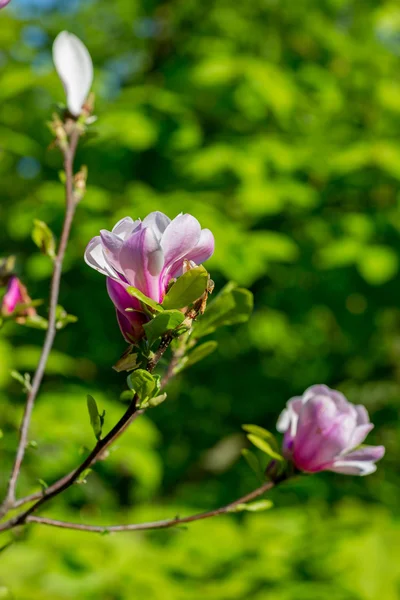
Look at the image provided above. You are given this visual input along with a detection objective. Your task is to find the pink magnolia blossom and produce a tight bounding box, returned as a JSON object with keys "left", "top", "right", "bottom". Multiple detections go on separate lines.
{"left": 277, "top": 384, "right": 385, "bottom": 476}
{"left": 1, "top": 276, "right": 36, "bottom": 320}
{"left": 84, "top": 211, "right": 214, "bottom": 342}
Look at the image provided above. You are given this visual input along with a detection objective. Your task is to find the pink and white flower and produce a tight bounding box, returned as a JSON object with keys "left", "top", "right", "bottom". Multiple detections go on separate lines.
{"left": 84, "top": 211, "right": 214, "bottom": 342}
{"left": 277, "top": 384, "right": 385, "bottom": 476}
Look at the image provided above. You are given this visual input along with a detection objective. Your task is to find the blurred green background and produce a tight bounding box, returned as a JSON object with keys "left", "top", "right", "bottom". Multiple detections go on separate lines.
{"left": 0, "top": 0, "right": 399, "bottom": 598}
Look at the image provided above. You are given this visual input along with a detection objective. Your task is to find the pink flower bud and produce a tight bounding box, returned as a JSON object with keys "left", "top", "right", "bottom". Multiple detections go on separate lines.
{"left": 84, "top": 212, "right": 215, "bottom": 342}
{"left": 1, "top": 276, "right": 36, "bottom": 322}
{"left": 52, "top": 31, "right": 93, "bottom": 117}
{"left": 277, "top": 384, "right": 385, "bottom": 476}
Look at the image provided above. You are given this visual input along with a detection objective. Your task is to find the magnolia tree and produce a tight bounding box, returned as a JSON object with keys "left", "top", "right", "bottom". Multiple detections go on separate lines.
{"left": 0, "top": 26, "right": 384, "bottom": 538}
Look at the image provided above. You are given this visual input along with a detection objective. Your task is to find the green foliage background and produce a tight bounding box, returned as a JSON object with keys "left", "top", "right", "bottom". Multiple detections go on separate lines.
{"left": 0, "top": 0, "right": 399, "bottom": 597}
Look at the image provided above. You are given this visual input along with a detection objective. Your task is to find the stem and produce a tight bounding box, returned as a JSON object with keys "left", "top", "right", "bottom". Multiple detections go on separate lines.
{"left": 0, "top": 129, "right": 80, "bottom": 515}
{"left": 24, "top": 481, "right": 274, "bottom": 533}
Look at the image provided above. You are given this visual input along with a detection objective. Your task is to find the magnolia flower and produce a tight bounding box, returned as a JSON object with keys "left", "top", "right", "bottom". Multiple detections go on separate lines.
{"left": 53, "top": 31, "right": 93, "bottom": 117}
{"left": 85, "top": 211, "right": 215, "bottom": 342}
{"left": 0, "top": 0, "right": 12, "bottom": 8}
{"left": 1, "top": 276, "right": 36, "bottom": 321}
{"left": 277, "top": 384, "right": 385, "bottom": 476}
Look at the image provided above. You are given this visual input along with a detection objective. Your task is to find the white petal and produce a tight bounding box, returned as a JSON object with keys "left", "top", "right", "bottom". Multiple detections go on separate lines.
{"left": 53, "top": 31, "right": 93, "bottom": 116}
{"left": 112, "top": 217, "right": 141, "bottom": 240}
{"left": 84, "top": 237, "right": 118, "bottom": 278}
{"left": 328, "top": 460, "right": 377, "bottom": 476}
{"left": 142, "top": 211, "right": 171, "bottom": 240}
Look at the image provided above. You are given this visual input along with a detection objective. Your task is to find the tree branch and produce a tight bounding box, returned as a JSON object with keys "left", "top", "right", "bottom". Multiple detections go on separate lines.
{"left": 0, "top": 127, "right": 81, "bottom": 515}
{"left": 23, "top": 480, "right": 275, "bottom": 533}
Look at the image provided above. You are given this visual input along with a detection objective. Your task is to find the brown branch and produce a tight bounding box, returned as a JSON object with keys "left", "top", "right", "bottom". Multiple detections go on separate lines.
{"left": 24, "top": 480, "right": 275, "bottom": 533}
{"left": 0, "top": 128, "right": 81, "bottom": 516}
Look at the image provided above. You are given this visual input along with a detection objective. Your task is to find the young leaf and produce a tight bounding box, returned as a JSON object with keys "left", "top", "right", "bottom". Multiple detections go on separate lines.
{"left": 127, "top": 369, "right": 156, "bottom": 403}
{"left": 143, "top": 310, "right": 185, "bottom": 346}
{"left": 126, "top": 287, "right": 163, "bottom": 313}
{"left": 55, "top": 305, "right": 78, "bottom": 330}
{"left": 32, "top": 220, "right": 56, "bottom": 259}
{"left": 10, "top": 370, "right": 32, "bottom": 392}
{"left": 229, "top": 499, "right": 273, "bottom": 513}
{"left": 161, "top": 266, "right": 208, "bottom": 310}
{"left": 113, "top": 351, "right": 140, "bottom": 373}
{"left": 193, "top": 282, "right": 253, "bottom": 338}
{"left": 146, "top": 392, "right": 167, "bottom": 408}
{"left": 87, "top": 395, "right": 103, "bottom": 441}
{"left": 241, "top": 448, "right": 265, "bottom": 482}
{"left": 247, "top": 434, "right": 284, "bottom": 461}
{"left": 242, "top": 424, "right": 280, "bottom": 452}
{"left": 179, "top": 340, "right": 218, "bottom": 371}
{"left": 21, "top": 315, "right": 48, "bottom": 330}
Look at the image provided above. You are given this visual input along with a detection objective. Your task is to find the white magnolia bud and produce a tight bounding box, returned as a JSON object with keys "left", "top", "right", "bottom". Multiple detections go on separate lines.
{"left": 52, "top": 31, "right": 93, "bottom": 117}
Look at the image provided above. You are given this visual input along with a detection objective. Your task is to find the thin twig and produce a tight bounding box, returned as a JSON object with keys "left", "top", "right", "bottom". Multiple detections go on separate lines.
{"left": 0, "top": 128, "right": 81, "bottom": 516}
{"left": 12, "top": 336, "right": 178, "bottom": 513}
{"left": 24, "top": 481, "right": 275, "bottom": 533}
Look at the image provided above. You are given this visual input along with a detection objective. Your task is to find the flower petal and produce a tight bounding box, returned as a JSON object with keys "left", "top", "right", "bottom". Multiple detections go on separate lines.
{"left": 119, "top": 227, "right": 164, "bottom": 301}
{"left": 53, "top": 31, "right": 93, "bottom": 116}
{"left": 106, "top": 278, "right": 139, "bottom": 313}
{"left": 100, "top": 230, "right": 124, "bottom": 272}
{"left": 342, "top": 445, "right": 385, "bottom": 463}
{"left": 112, "top": 217, "right": 141, "bottom": 240}
{"left": 84, "top": 237, "right": 118, "bottom": 279}
{"left": 354, "top": 404, "right": 370, "bottom": 426}
{"left": 161, "top": 213, "right": 201, "bottom": 270}
{"left": 348, "top": 423, "right": 374, "bottom": 449}
{"left": 328, "top": 461, "right": 378, "bottom": 476}
{"left": 169, "top": 228, "right": 215, "bottom": 278}
{"left": 142, "top": 211, "right": 171, "bottom": 240}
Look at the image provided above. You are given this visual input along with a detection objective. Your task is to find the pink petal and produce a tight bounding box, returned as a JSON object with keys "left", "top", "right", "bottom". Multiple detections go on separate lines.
{"left": 354, "top": 404, "right": 370, "bottom": 426}
{"left": 342, "top": 445, "right": 385, "bottom": 463}
{"left": 348, "top": 423, "right": 374, "bottom": 449}
{"left": 142, "top": 211, "right": 171, "bottom": 240}
{"left": 169, "top": 228, "right": 215, "bottom": 278}
{"left": 160, "top": 214, "right": 201, "bottom": 271}
{"left": 119, "top": 227, "right": 164, "bottom": 301}
{"left": 112, "top": 217, "right": 140, "bottom": 240}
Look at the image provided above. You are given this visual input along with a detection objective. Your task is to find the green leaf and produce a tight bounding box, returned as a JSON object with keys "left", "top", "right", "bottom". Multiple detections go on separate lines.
{"left": 38, "top": 478, "right": 48, "bottom": 491}
{"left": 193, "top": 282, "right": 253, "bottom": 338}
{"left": 179, "top": 340, "right": 218, "bottom": 371}
{"left": 143, "top": 309, "right": 185, "bottom": 346}
{"left": 32, "top": 220, "right": 56, "bottom": 259}
{"left": 241, "top": 448, "right": 264, "bottom": 482}
{"left": 55, "top": 305, "right": 78, "bottom": 330}
{"left": 10, "top": 370, "right": 32, "bottom": 392}
{"left": 127, "top": 369, "right": 156, "bottom": 403}
{"left": 162, "top": 266, "right": 208, "bottom": 310}
{"left": 247, "top": 434, "right": 284, "bottom": 461}
{"left": 113, "top": 348, "right": 141, "bottom": 372}
{"left": 21, "top": 315, "right": 48, "bottom": 330}
{"left": 242, "top": 424, "right": 280, "bottom": 452}
{"left": 76, "top": 468, "right": 92, "bottom": 484}
{"left": 229, "top": 499, "right": 273, "bottom": 513}
{"left": 147, "top": 393, "right": 167, "bottom": 408}
{"left": 126, "top": 287, "right": 163, "bottom": 313}
{"left": 86, "top": 395, "right": 104, "bottom": 441}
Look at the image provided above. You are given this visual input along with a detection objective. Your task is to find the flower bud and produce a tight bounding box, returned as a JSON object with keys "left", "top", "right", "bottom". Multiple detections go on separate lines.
{"left": 52, "top": 31, "right": 93, "bottom": 117}
{"left": 1, "top": 276, "right": 36, "bottom": 321}
{"left": 277, "top": 384, "right": 385, "bottom": 476}
{"left": 85, "top": 211, "right": 215, "bottom": 343}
